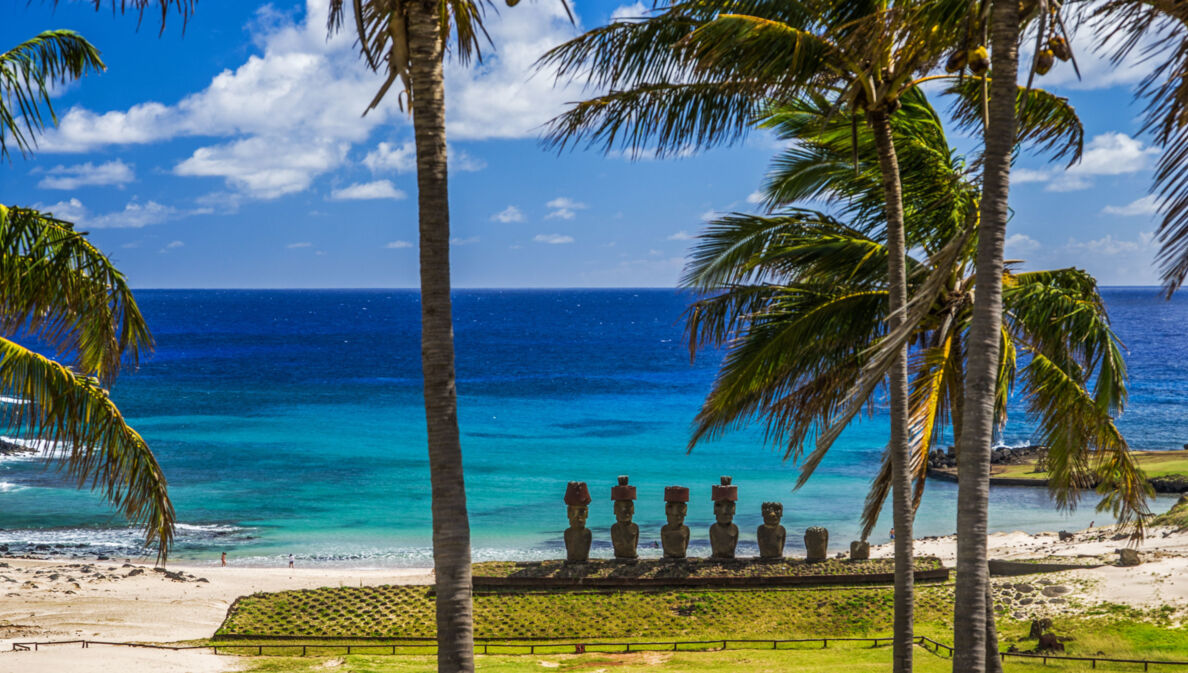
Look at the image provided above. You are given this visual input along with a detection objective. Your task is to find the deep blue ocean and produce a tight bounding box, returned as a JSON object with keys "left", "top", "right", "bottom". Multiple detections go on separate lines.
{"left": 0, "top": 288, "right": 1183, "bottom": 566}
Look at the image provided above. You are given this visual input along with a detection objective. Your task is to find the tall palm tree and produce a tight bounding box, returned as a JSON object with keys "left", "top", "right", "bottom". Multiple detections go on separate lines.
{"left": 684, "top": 90, "right": 1149, "bottom": 550}
{"left": 326, "top": 2, "right": 568, "bottom": 669}
{"left": 543, "top": 5, "right": 966, "bottom": 668}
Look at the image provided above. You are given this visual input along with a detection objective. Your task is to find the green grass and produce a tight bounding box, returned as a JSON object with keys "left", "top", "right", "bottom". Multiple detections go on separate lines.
{"left": 233, "top": 641, "right": 1177, "bottom": 672}
{"left": 990, "top": 450, "right": 1188, "bottom": 481}
{"left": 1153, "top": 495, "right": 1188, "bottom": 529}
{"left": 217, "top": 583, "right": 962, "bottom": 641}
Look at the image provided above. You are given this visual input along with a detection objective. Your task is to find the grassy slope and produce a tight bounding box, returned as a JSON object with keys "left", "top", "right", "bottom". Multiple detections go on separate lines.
{"left": 977, "top": 450, "right": 1188, "bottom": 481}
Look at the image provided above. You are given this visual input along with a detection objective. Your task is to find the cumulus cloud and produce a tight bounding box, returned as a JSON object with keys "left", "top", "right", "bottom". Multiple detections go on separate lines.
{"left": 450, "top": 236, "right": 479, "bottom": 246}
{"left": 667, "top": 230, "right": 695, "bottom": 241}
{"left": 745, "top": 190, "right": 765, "bottom": 204}
{"left": 37, "top": 197, "right": 182, "bottom": 228}
{"left": 1014, "top": 133, "right": 1158, "bottom": 192}
{"left": 1005, "top": 233, "right": 1041, "bottom": 257}
{"left": 363, "top": 141, "right": 415, "bottom": 174}
{"left": 534, "top": 233, "right": 574, "bottom": 244}
{"left": 35, "top": 0, "right": 581, "bottom": 199}
{"left": 546, "top": 196, "right": 587, "bottom": 220}
{"left": 491, "top": 205, "right": 524, "bottom": 223}
{"left": 329, "top": 180, "right": 406, "bottom": 201}
{"left": 1103, "top": 195, "right": 1161, "bottom": 216}
{"left": 1065, "top": 231, "right": 1156, "bottom": 256}
{"left": 36, "top": 160, "right": 134, "bottom": 190}
{"left": 385, "top": 240, "right": 413, "bottom": 249}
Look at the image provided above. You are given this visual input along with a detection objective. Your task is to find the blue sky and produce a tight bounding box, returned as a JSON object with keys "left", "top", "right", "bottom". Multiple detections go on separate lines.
{"left": 0, "top": 0, "right": 1170, "bottom": 287}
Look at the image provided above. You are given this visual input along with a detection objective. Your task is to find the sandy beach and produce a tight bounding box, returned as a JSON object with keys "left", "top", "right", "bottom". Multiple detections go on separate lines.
{"left": 2, "top": 523, "right": 1188, "bottom": 672}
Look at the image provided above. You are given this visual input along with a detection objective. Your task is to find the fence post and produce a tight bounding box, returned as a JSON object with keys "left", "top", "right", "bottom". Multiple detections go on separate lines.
{"left": 257, "top": 646, "right": 262, "bottom": 656}
{"left": 346, "top": 645, "right": 351, "bottom": 655}
{"left": 302, "top": 646, "right": 307, "bottom": 656}
{"left": 823, "top": 638, "right": 828, "bottom": 649}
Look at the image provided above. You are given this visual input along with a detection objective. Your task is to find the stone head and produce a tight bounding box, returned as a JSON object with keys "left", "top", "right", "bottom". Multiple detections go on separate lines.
{"left": 567, "top": 504, "right": 588, "bottom": 529}
{"left": 614, "top": 499, "right": 635, "bottom": 524}
{"left": 713, "top": 499, "right": 736, "bottom": 525}
{"left": 665, "top": 501, "right": 687, "bottom": 526}
{"left": 761, "top": 501, "right": 783, "bottom": 526}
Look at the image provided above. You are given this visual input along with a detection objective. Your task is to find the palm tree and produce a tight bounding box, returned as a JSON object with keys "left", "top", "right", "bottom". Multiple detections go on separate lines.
{"left": 326, "top": 2, "right": 568, "bottom": 669}
{"left": 543, "top": 5, "right": 968, "bottom": 668}
{"left": 684, "top": 90, "right": 1149, "bottom": 550}
{"left": 1, "top": 9, "right": 187, "bottom": 560}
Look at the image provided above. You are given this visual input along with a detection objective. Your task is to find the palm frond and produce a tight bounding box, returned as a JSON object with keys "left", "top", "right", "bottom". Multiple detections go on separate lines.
{"left": 946, "top": 78, "right": 1084, "bottom": 166}
{"left": 0, "top": 337, "right": 174, "bottom": 559}
{"left": 0, "top": 31, "right": 104, "bottom": 160}
{"left": 0, "top": 206, "right": 152, "bottom": 386}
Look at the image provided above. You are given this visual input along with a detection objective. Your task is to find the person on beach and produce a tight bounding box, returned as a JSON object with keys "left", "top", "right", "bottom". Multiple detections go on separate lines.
{"left": 288, "top": 553, "right": 294, "bottom": 568}
{"left": 889, "top": 528, "right": 895, "bottom": 539}
{"left": 221, "top": 551, "right": 227, "bottom": 566}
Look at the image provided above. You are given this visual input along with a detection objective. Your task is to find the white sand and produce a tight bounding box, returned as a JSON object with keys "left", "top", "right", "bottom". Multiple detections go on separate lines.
{"left": 0, "top": 559, "right": 432, "bottom": 672}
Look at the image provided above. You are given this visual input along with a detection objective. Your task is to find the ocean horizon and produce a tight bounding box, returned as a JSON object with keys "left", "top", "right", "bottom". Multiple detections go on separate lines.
{"left": 1, "top": 288, "right": 1183, "bottom": 566}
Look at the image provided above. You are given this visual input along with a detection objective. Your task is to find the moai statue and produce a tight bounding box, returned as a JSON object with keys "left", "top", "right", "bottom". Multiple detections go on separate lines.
{"left": 756, "top": 501, "right": 786, "bottom": 560}
{"left": 563, "top": 481, "right": 592, "bottom": 564}
{"left": 610, "top": 475, "right": 639, "bottom": 560}
{"left": 661, "top": 486, "right": 690, "bottom": 560}
{"left": 804, "top": 526, "right": 829, "bottom": 563}
{"left": 850, "top": 540, "right": 870, "bottom": 560}
{"left": 709, "top": 476, "right": 739, "bottom": 560}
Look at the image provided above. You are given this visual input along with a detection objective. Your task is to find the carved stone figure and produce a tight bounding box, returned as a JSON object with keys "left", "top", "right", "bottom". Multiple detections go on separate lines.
{"left": 804, "top": 526, "right": 829, "bottom": 562}
{"left": 660, "top": 486, "right": 690, "bottom": 559}
{"left": 709, "top": 476, "right": 739, "bottom": 559}
{"left": 610, "top": 475, "right": 639, "bottom": 560}
{"left": 756, "top": 501, "right": 786, "bottom": 559}
{"left": 850, "top": 540, "right": 870, "bottom": 560}
{"left": 563, "top": 481, "right": 592, "bottom": 563}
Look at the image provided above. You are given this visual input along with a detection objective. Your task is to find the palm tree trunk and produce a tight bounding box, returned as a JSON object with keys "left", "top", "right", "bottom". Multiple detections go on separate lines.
{"left": 952, "top": 1, "right": 1020, "bottom": 671}
{"left": 407, "top": 3, "right": 475, "bottom": 671}
{"left": 868, "top": 106, "right": 913, "bottom": 673}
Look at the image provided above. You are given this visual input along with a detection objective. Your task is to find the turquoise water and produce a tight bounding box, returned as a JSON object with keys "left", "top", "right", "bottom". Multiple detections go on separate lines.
{"left": 0, "top": 289, "right": 1182, "bottom": 565}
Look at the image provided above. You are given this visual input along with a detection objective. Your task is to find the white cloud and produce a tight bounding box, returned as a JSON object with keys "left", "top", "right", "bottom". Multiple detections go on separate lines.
{"left": 36, "top": 160, "right": 134, "bottom": 189}
{"left": 35, "top": 1, "right": 580, "bottom": 199}
{"left": 534, "top": 233, "right": 574, "bottom": 244}
{"left": 668, "top": 230, "right": 695, "bottom": 241}
{"left": 1016, "top": 133, "right": 1158, "bottom": 192}
{"left": 1070, "top": 133, "right": 1158, "bottom": 176}
{"left": 451, "top": 236, "right": 480, "bottom": 246}
{"left": 1065, "top": 231, "right": 1156, "bottom": 256}
{"left": 745, "top": 190, "right": 765, "bottom": 204}
{"left": 451, "top": 147, "right": 486, "bottom": 172}
{"left": 159, "top": 240, "right": 185, "bottom": 253}
{"left": 1005, "top": 233, "right": 1040, "bottom": 257}
{"left": 363, "top": 141, "right": 415, "bottom": 174}
{"left": 1019, "top": 14, "right": 1167, "bottom": 91}
{"left": 610, "top": 1, "right": 648, "bottom": 21}
{"left": 491, "top": 205, "right": 524, "bottom": 223}
{"left": 37, "top": 198, "right": 182, "bottom": 229}
{"left": 700, "top": 209, "right": 722, "bottom": 222}
{"left": 1012, "top": 168, "right": 1051, "bottom": 184}
{"left": 1103, "top": 195, "right": 1160, "bottom": 216}
{"left": 329, "top": 180, "right": 406, "bottom": 201}
{"left": 385, "top": 240, "right": 413, "bottom": 249}
{"left": 546, "top": 196, "right": 587, "bottom": 220}
{"left": 286, "top": 242, "right": 312, "bottom": 248}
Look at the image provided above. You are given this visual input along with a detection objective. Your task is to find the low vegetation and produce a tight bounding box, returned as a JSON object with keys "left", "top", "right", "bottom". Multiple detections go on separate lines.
{"left": 471, "top": 557, "right": 943, "bottom": 580}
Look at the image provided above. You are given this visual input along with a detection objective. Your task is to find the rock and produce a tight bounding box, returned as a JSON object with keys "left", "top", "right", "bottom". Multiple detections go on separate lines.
{"left": 1028, "top": 618, "right": 1053, "bottom": 640}
{"left": 1018, "top": 597, "right": 1033, "bottom": 606}
{"left": 1014, "top": 583, "right": 1035, "bottom": 593}
{"left": 1041, "top": 585, "right": 1071, "bottom": 597}
{"left": 1149, "top": 475, "right": 1188, "bottom": 493}
{"left": 1118, "top": 548, "right": 1141, "bottom": 566}
{"left": 1058, "top": 530, "right": 1074, "bottom": 542}
{"left": 126, "top": 568, "right": 144, "bottom": 577}
{"left": 849, "top": 540, "right": 870, "bottom": 560}
{"left": 804, "top": 526, "right": 829, "bottom": 563}
{"left": 96, "top": 556, "right": 109, "bottom": 561}
{"left": 196, "top": 577, "right": 209, "bottom": 583}
{"left": 1036, "top": 633, "right": 1065, "bottom": 653}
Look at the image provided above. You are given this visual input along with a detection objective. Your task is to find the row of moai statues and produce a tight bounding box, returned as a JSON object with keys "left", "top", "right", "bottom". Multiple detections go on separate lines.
{"left": 563, "top": 476, "right": 872, "bottom": 562}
